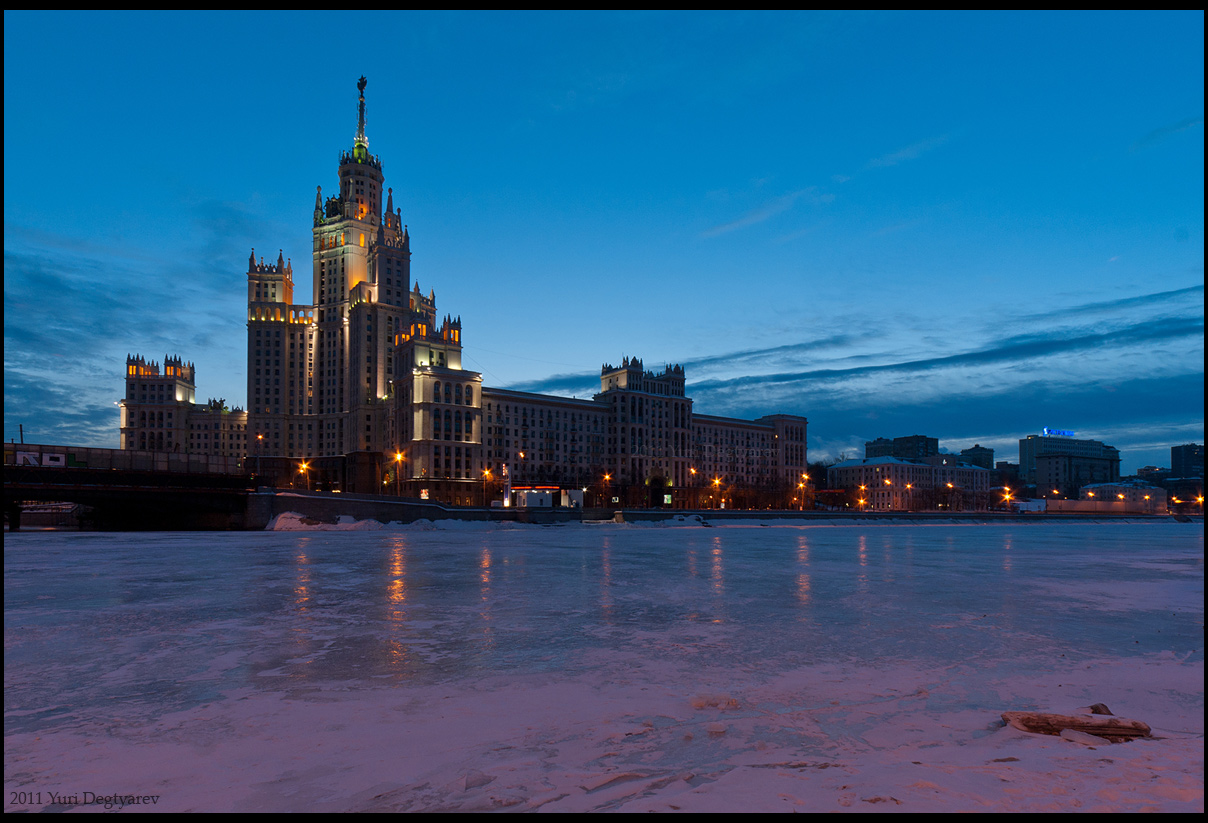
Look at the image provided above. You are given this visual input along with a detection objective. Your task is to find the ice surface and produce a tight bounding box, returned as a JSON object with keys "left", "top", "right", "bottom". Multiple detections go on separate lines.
{"left": 5, "top": 522, "right": 1203, "bottom": 812}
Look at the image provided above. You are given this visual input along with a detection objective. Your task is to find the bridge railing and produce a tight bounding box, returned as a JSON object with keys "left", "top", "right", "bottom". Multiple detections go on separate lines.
{"left": 4, "top": 443, "right": 246, "bottom": 476}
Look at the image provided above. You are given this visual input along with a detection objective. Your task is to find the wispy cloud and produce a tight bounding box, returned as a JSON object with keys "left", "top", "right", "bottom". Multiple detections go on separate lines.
{"left": 863, "top": 134, "right": 949, "bottom": 169}
{"left": 505, "top": 331, "right": 884, "bottom": 396}
{"left": 1017, "top": 284, "right": 1203, "bottom": 324}
{"left": 1130, "top": 116, "right": 1203, "bottom": 152}
{"left": 700, "top": 187, "right": 833, "bottom": 238}
{"left": 689, "top": 316, "right": 1203, "bottom": 395}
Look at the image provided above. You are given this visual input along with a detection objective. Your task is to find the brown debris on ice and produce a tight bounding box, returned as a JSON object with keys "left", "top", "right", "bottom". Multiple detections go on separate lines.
{"left": 690, "top": 694, "right": 739, "bottom": 710}
{"left": 1001, "top": 709, "right": 1151, "bottom": 742}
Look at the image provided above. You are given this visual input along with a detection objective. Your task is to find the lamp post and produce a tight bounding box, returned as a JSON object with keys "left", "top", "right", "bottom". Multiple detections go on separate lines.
{"left": 689, "top": 467, "right": 697, "bottom": 510}
{"left": 394, "top": 451, "right": 404, "bottom": 497}
{"left": 713, "top": 477, "right": 721, "bottom": 509}
{"left": 603, "top": 473, "right": 611, "bottom": 506}
{"left": 299, "top": 460, "right": 310, "bottom": 491}
{"left": 256, "top": 433, "right": 264, "bottom": 478}
{"left": 482, "top": 467, "right": 492, "bottom": 507}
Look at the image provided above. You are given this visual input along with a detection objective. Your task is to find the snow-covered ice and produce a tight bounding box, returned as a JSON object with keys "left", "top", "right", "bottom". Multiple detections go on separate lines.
{"left": 4, "top": 522, "right": 1202, "bottom": 812}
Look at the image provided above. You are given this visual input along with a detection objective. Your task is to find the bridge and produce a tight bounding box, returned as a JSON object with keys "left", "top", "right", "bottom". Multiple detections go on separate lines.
{"left": 2, "top": 442, "right": 534, "bottom": 530}
{"left": 4, "top": 464, "right": 256, "bottom": 530}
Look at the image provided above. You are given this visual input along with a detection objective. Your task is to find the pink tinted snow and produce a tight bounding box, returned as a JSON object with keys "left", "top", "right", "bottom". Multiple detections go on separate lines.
{"left": 5, "top": 655, "right": 1201, "bottom": 812}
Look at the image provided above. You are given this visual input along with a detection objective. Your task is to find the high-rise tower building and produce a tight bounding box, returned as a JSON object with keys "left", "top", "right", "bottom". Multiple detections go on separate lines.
{"left": 122, "top": 77, "right": 809, "bottom": 503}
{"left": 246, "top": 76, "right": 423, "bottom": 461}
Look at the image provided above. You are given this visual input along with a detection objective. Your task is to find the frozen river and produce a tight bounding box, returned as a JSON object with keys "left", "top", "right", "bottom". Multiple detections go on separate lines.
{"left": 5, "top": 520, "right": 1203, "bottom": 812}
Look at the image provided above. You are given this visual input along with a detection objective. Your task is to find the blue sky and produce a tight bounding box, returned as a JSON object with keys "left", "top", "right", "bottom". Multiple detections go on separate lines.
{"left": 4, "top": 11, "right": 1203, "bottom": 472}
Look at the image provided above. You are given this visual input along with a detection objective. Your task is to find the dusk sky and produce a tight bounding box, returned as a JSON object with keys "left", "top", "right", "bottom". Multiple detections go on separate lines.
{"left": 4, "top": 11, "right": 1203, "bottom": 473}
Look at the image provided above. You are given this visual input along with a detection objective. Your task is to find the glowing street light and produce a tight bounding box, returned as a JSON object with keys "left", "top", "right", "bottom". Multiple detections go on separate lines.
{"left": 298, "top": 460, "right": 310, "bottom": 491}
{"left": 394, "top": 451, "right": 405, "bottom": 497}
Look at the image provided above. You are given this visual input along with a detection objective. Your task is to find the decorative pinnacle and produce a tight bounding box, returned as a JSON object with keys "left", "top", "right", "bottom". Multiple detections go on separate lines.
{"left": 355, "top": 76, "right": 368, "bottom": 148}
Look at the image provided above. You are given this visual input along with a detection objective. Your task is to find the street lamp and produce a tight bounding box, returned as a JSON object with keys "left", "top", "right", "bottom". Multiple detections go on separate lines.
{"left": 255, "top": 433, "right": 264, "bottom": 478}
{"left": 482, "top": 467, "right": 492, "bottom": 507}
{"left": 394, "top": 451, "right": 404, "bottom": 497}
{"left": 299, "top": 460, "right": 310, "bottom": 491}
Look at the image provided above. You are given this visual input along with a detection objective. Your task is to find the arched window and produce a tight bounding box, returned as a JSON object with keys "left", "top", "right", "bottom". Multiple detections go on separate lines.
{"left": 444, "top": 409, "right": 452, "bottom": 440}
{"left": 464, "top": 386, "right": 473, "bottom": 405}
{"left": 455, "top": 384, "right": 462, "bottom": 403}
{"left": 444, "top": 384, "right": 452, "bottom": 404}
{"left": 433, "top": 381, "right": 441, "bottom": 402}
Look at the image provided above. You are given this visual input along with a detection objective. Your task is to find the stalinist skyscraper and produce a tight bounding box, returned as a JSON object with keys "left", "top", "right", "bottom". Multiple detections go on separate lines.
{"left": 247, "top": 76, "right": 440, "bottom": 461}
{"left": 124, "top": 77, "right": 809, "bottom": 503}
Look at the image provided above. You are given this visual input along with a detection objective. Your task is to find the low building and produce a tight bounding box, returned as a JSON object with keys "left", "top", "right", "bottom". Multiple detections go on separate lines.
{"left": 826, "top": 456, "right": 992, "bottom": 511}
{"left": 1079, "top": 481, "right": 1167, "bottom": 514}
{"left": 120, "top": 355, "right": 249, "bottom": 462}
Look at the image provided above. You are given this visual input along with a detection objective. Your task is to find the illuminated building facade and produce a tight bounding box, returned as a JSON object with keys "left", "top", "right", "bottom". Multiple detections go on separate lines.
{"left": 119, "top": 355, "right": 250, "bottom": 459}
{"left": 827, "top": 455, "right": 992, "bottom": 511}
{"left": 120, "top": 78, "right": 808, "bottom": 501}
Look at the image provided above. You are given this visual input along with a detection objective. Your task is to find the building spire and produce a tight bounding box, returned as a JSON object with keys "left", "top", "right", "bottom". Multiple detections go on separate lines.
{"left": 355, "top": 76, "right": 368, "bottom": 150}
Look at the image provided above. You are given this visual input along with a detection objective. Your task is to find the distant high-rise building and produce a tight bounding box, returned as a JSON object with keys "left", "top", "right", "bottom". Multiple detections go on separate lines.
{"left": 1019, "top": 433, "right": 1120, "bottom": 487}
{"left": 864, "top": 435, "right": 939, "bottom": 460}
{"left": 893, "top": 435, "right": 939, "bottom": 460}
{"left": 865, "top": 437, "right": 894, "bottom": 458}
{"left": 960, "top": 444, "right": 994, "bottom": 470}
{"left": 1171, "top": 444, "right": 1204, "bottom": 478}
